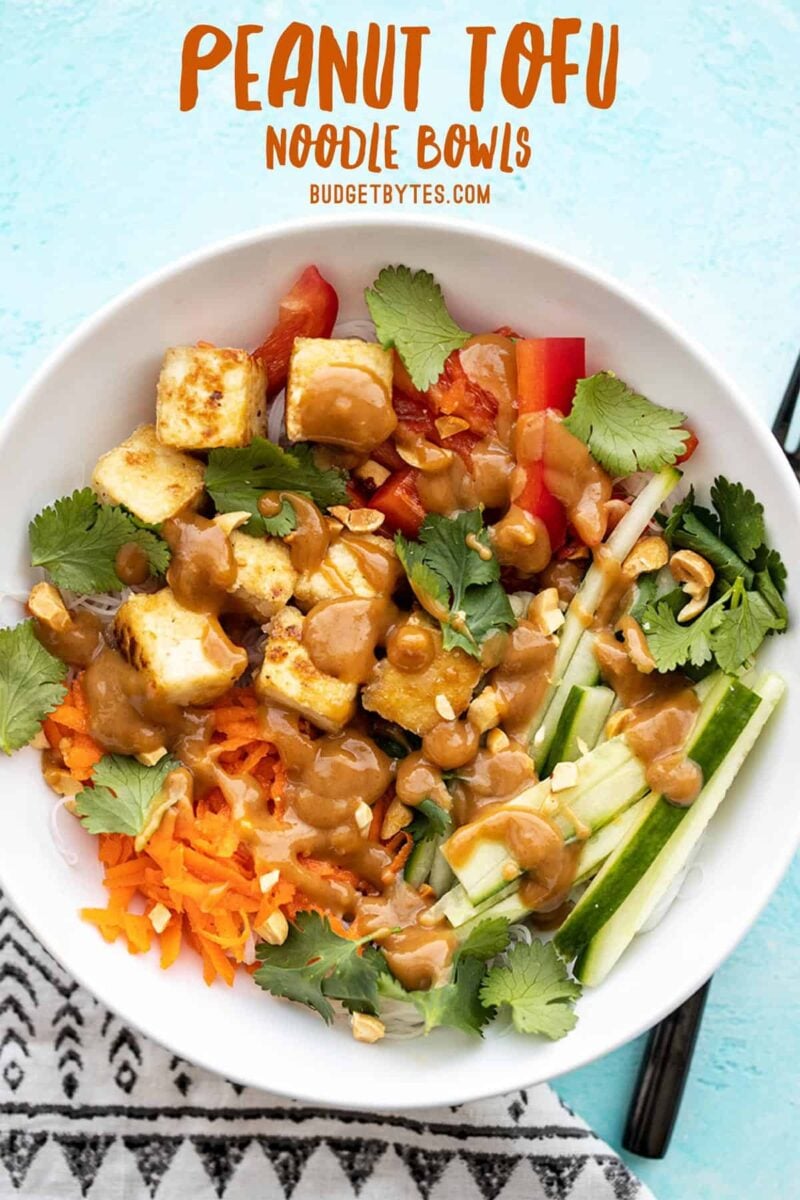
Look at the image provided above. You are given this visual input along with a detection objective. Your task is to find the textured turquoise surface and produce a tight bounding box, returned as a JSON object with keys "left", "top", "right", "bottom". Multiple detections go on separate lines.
{"left": 1, "top": 3, "right": 798, "bottom": 1197}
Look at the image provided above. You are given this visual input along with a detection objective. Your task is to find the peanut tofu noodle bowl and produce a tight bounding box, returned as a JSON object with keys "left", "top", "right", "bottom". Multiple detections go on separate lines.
{"left": 0, "top": 249, "right": 790, "bottom": 1058}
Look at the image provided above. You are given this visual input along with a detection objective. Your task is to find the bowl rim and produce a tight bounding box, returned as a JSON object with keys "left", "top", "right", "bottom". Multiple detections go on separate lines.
{"left": 2, "top": 213, "right": 799, "bottom": 1108}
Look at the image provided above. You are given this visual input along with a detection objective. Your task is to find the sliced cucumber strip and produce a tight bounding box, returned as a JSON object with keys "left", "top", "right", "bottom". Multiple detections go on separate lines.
{"left": 428, "top": 844, "right": 455, "bottom": 897}
{"left": 541, "top": 684, "right": 615, "bottom": 777}
{"left": 555, "top": 673, "right": 784, "bottom": 983}
{"left": 533, "top": 634, "right": 601, "bottom": 771}
{"left": 456, "top": 888, "right": 532, "bottom": 940}
{"left": 428, "top": 879, "right": 520, "bottom": 928}
{"left": 404, "top": 837, "right": 437, "bottom": 889}
{"left": 574, "top": 796, "right": 650, "bottom": 883}
{"left": 527, "top": 466, "right": 682, "bottom": 753}
{"left": 442, "top": 736, "right": 646, "bottom": 904}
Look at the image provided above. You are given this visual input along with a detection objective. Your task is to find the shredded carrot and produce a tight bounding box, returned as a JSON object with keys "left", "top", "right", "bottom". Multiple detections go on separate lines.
{"left": 385, "top": 831, "right": 414, "bottom": 876}
{"left": 75, "top": 683, "right": 379, "bottom": 983}
{"left": 44, "top": 677, "right": 103, "bottom": 782}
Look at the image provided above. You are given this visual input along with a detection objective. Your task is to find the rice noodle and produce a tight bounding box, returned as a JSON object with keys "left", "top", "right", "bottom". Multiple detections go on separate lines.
{"left": 49, "top": 796, "right": 79, "bottom": 868}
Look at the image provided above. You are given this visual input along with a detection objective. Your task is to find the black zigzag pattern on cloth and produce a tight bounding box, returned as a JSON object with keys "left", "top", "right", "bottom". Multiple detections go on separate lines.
{"left": 0, "top": 890, "right": 650, "bottom": 1199}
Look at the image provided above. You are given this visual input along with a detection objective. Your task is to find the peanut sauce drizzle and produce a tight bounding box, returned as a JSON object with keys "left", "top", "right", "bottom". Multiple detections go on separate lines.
{"left": 32, "top": 328, "right": 702, "bottom": 993}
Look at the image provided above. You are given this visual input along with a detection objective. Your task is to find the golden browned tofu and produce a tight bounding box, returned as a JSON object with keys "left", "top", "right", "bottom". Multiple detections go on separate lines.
{"left": 91, "top": 424, "right": 205, "bottom": 524}
{"left": 286, "top": 338, "right": 396, "bottom": 453}
{"left": 156, "top": 346, "right": 267, "bottom": 450}
{"left": 255, "top": 607, "right": 357, "bottom": 732}
{"left": 228, "top": 531, "right": 296, "bottom": 623}
{"left": 361, "top": 613, "right": 482, "bottom": 735}
{"left": 114, "top": 589, "right": 247, "bottom": 705}
{"left": 293, "top": 532, "right": 401, "bottom": 611}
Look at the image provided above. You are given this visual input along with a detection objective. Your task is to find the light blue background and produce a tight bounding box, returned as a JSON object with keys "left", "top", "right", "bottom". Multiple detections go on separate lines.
{"left": 1, "top": 2, "right": 798, "bottom": 1197}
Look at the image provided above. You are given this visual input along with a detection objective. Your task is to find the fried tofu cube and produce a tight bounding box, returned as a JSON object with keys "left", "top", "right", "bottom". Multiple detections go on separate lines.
{"left": 156, "top": 345, "right": 267, "bottom": 450}
{"left": 114, "top": 589, "right": 247, "bottom": 705}
{"left": 361, "top": 613, "right": 482, "bottom": 736}
{"left": 293, "top": 533, "right": 401, "bottom": 611}
{"left": 91, "top": 424, "right": 205, "bottom": 524}
{"left": 255, "top": 606, "right": 357, "bottom": 732}
{"left": 286, "top": 338, "right": 396, "bottom": 453}
{"left": 228, "top": 531, "right": 296, "bottom": 623}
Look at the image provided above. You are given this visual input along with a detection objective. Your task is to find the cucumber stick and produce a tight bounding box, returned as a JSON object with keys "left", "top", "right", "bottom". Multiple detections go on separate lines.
{"left": 541, "top": 684, "right": 615, "bottom": 777}
{"left": 556, "top": 673, "right": 785, "bottom": 984}
{"left": 404, "top": 837, "right": 437, "bottom": 888}
{"left": 533, "top": 635, "right": 602, "bottom": 771}
{"left": 527, "top": 466, "right": 682, "bottom": 758}
{"left": 441, "top": 736, "right": 647, "bottom": 904}
{"left": 574, "top": 796, "right": 650, "bottom": 883}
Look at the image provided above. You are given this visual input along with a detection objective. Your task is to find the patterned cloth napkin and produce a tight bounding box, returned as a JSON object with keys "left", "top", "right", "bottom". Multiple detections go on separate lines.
{"left": 0, "top": 890, "right": 653, "bottom": 1199}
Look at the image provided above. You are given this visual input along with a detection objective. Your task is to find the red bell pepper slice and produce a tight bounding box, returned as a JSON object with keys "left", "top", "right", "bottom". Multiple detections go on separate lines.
{"left": 516, "top": 338, "right": 585, "bottom": 416}
{"left": 368, "top": 469, "right": 425, "bottom": 538}
{"left": 515, "top": 338, "right": 586, "bottom": 551}
{"left": 253, "top": 266, "right": 339, "bottom": 399}
{"left": 676, "top": 428, "right": 699, "bottom": 463}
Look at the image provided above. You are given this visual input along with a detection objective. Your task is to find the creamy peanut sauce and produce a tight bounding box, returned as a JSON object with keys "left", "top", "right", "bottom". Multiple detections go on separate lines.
{"left": 303, "top": 596, "right": 397, "bottom": 684}
{"left": 447, "top": 806, "right": 577, "bottom": 913}
{"left": 37, "top": 322, "right": 694, "bottom": 993}
{"left": 491, "top": 505, "right": 552, "bottom": 575}
{"left": 163, "top": 512, "right": 237, "bottom": 614}
{"left": 260, "top": 492, "right": 330, "bottom": 575}
{"left": 115, "top": 542, "right": 151, "bottom": 586}
{"left": 594, "top": 631, "right": 702, "bottom": 805}
{"left": 35, "top": 611, "right": 105, "bottom": 668}
{"left": 515, "top": 411, "right": 612, "bottom": 546}
{"left": 296, "top": 364, "right": 398, "bottom": 453}
{"left": 386, "top": 621, "right": 436, "bottom": 672}
{"left": 489, "top": 620, "right": 558, "bottom": 737}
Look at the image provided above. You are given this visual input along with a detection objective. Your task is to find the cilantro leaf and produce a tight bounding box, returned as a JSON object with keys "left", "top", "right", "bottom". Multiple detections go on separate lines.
{"left": 448, "top": 581, "right": 517, "bottom": 655}
{"left": 396, "top": 511, "right": 515, "bottom": 659}
{"left": 673, "top": 511, "right": 753, "bottom": 587}
{"left": 479, "top": 940, "right": 582, "bottom": 1040}
{"left": 458, "top": 917, "right": 511, "bottom": 963}
{"left": 379, "top": 955, "right": 491, "bottom": 1036}
{"left": 0, "top": 622, "right": 68, "bottom": 754}
{"left": 254, "top": 913, "right": 384, "bottom": 1023}
{"left": 753, "top": 544, "right": 787, "bottom": 595}
{"left": 260, "top": 497, "right": 298, "bottom": 537}
{"left": 711, "top": 581, "right": 783, "bottom": 674}
{"left": 365, "top": 266, "right": 471, "bottom": 390}
{"left": 29, "top": 488, "right": 169, "bottom": 593}
{"left": 206, "top": 438, "right": 349, "bottom": 533}
{"left": 407, "top": 797, "right": 451, "bottom": 843}
{"left": 563, "top": 372, "right": 690, "bottom": 476}
{"left": 662, "top": 487, "right": 695, "bottom": 547}
{"left": 75, "top": 754, "right": 180, "bottom": 837}
{"left": 710, "top": 477, "right": 764, "bottom": 563}
{"left": 640, "top": 595, "right": 725, "bottom": 672}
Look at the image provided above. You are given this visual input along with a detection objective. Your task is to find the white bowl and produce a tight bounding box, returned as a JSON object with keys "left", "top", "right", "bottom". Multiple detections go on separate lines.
{"left": 1, "top": 217, "right": 798, "bottom": 1110}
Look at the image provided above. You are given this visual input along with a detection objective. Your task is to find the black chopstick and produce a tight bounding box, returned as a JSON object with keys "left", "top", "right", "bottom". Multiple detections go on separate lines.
{"left": 623, "top": 349, "right": 800, "bottom": 1160}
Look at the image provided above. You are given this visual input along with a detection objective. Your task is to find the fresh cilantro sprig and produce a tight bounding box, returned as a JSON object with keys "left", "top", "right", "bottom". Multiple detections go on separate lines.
{"left": 75, "top": 754, "right": 180, "bottom": 838}
{"left": 0, "top": 622, "right": 68, "bottom": 754}
{"left": 563, "top": 372, "right": 690, "bottom": 476}
{"left": 407, "top": 797, "right": 451, "bottom": 843}
{"left": 365, "top": 266, "right": 471, "bottom": 391}
{"left": 378, "top": 918, "right": 511, "bottom": 1036}
{"left": 642, "top": 578, "right": 784, "bottom": 676}
{"left": 395, "top": 510, "right": 516, "bottom": 659}
{"left": 253, "top": 912, "right": 386, "bottom": 1022}
{"left": 29, "top": 489, "right": 169, "bottom": 594}
{"left": 260, "top": 497, "right": 298, "bottom": 537}
{"left": 205, "top": 438, "right": 348, "bottom": 534}
{"left": 480, "top": 939, "right": 582, "bottom": 1040}
{"left": 644, "top": 476, "right": 788, "bottom": 675}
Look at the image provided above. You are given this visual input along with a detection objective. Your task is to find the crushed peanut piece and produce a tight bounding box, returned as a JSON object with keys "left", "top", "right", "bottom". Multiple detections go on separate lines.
{"left": 550, "top": 761, "right": 579, "bottom": 792}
